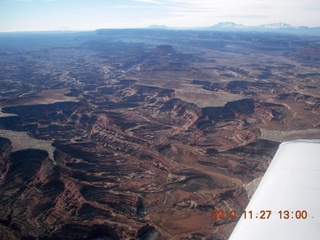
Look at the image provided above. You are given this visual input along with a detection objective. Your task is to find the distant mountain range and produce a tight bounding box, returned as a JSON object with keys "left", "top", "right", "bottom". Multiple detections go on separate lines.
{"left": 148, "top": 25, "right": 170, "bottom": 29}
{"left": 147, "top": 22, "right": 320, "bottom": 35}
{"left": 259, "top": 22, "right": 293, "bottom": 29}
{"left": 210, "top": 22, "right": 294, "bottom": 29}
{"left": 209, "top": 22, "right": 320, "bottom": 34}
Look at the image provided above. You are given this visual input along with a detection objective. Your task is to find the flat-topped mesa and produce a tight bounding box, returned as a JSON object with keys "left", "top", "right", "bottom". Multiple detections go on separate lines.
{"left": 202, "top": 98, "right": 255, "bottom": 122}
{"left": 152, "top": 45, "right": 176, "bottom": 56}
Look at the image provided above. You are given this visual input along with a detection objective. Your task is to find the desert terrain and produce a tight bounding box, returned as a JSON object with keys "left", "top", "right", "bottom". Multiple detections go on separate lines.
{"left": 0, "top": 29, "right": 319, "bottom": 239}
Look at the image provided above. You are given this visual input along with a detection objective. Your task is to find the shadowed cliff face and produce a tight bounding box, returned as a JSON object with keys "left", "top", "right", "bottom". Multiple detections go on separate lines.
{"left": 0, "top": 137, "right": 11, "bottom": 156}
{"left": 202, "top": 98, "right": 255, "bottom": 122}
{"left": 5, "top": 149, "right": 48, "bottom": 184}
{"left": 0, "top": 142, "right": 122, "bottom": 239}
{"left": 0, "top": 146, "right": 52, "bottom": 237}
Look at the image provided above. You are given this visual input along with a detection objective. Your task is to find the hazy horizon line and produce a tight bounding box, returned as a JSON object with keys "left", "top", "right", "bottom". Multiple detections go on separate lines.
{"left": 1, "top": 21, "right": 320, "bottom": 34}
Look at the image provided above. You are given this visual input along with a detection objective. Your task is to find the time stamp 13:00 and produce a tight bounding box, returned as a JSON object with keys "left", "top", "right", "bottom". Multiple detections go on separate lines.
{"left": 212, "top": 210, "right": 314, "bottom": 220}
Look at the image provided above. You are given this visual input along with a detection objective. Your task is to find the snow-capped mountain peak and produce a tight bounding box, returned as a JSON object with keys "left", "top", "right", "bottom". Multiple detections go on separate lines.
{"left": 259, "top": 22, "right": 293, "bottom": 29}
{"left": 211, "top": 22, "right": 245, "bottom": 29}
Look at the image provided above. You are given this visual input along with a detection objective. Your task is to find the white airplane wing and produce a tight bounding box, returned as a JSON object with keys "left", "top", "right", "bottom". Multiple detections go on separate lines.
{"left": 229, "top": 139, "right": 320, "bottom": 240}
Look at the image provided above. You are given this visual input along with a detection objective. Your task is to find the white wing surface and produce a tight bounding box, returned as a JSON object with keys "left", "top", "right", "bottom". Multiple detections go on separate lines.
{"left": 229, "top": 139, "right": 320, "bottom": 240}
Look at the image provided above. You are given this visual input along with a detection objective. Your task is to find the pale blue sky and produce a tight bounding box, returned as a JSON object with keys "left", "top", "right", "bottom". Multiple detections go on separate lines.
{"left": 0, "top": 0, "right": 319, "bottom": 32}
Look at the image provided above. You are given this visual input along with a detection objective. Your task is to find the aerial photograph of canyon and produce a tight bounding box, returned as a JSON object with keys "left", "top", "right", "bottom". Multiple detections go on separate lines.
{"left": 0, "top": 0, "right": 319, "bottom": 239}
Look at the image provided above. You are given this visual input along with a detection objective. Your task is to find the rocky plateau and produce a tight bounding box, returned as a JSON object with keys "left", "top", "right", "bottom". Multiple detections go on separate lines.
{"left": 0, "top": 29, "right": 319, "bottom": 239}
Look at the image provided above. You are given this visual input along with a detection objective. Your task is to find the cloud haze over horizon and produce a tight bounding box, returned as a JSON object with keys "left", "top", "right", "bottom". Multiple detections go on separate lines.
{"left": 0, "top": 0, "right": 319, "bottom": 32}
